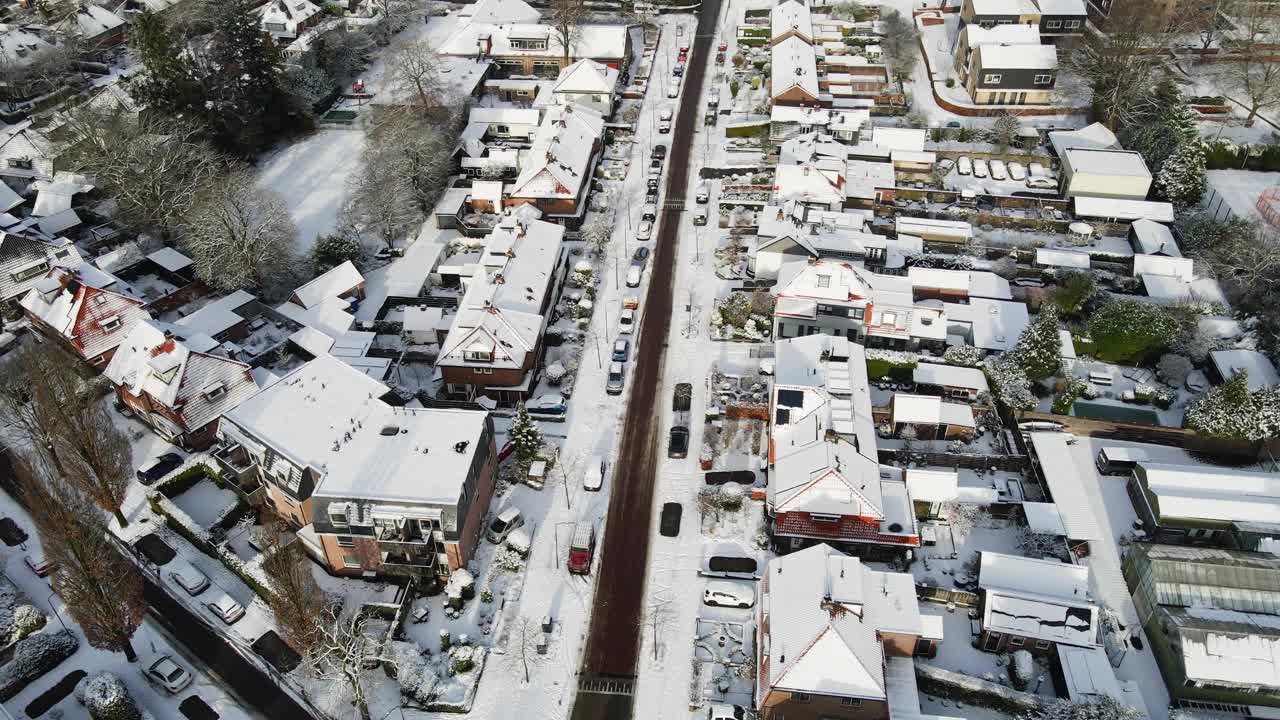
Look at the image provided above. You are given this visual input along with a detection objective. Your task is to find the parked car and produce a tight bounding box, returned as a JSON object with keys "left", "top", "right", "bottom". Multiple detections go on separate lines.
{"left": 583, "top": 455, "right": 606, "bottom": 492}
{"left": 632, "top": 247, "right": 650, "bottom": 268}
{"left": 696, "top": 183, "right": 710, "bottom": 203}
{"left": 673, "top": 383, "right": 692, "bottom": 412}
{"left": 668, "top": 426, "right": 690, "bottom": 458}
{"left": 144, "top": 656, "right": 193, "bottom": 694}
{"left": 641, "top": 203, "right": 657, "bottom": 221}
{"left": 527, "top": 394, "right": 568, "bottom": 415}
{"left": 667, "top": 81, "right": 680, "bottom": 98}
{"left": 606, "top": 362, "right": 626, "bottom": 395}
{"left": 168, "top": 559, "right": 210, "bottom": 596}
{"left": 626, "top": 265, "right": 642, "bottom": 289}
{"left": 619, "top": 308, "right": 636, "bottom": 334}
{"left": 652, "top": 144, "right": 668, "bottom": 160}
{"left": 990, "top": 160, "right": 1008, "bottom": 181}
{"left": 707, "top": 704, "right": 746, "bottom": 720}
{"left": 957, "top": 156, "right": 972, "bottom": 175}
{"left": 1027, "top": 176, "right": 1057, "bottom": 189}
{"left": 935, "top": 158, "right": 955, "bottom": 175}
{"left": 137, "top": 452, "right": 183, "bottom": 486}
{"left": 647, "top": 177, "right": 660, "bottom": 190}
{"left": 1007, "top": 161, "right": 1027, "bottom": 181}
{"left": 715, "top": 51, "right": 725, "bottom": 64}
{"left": 612, "top": 338, "right": 631, "bottom": 362}
{"left": 660, "top": 106, "right": 674, "bottom": 122}
{"left": 673, "top": 62, "right": 685, "bottom": 76}
{"left": 645, "top": 188, "right": 659, "bottom": 205}
{"left": 973, "top": 158, "right": 989, "bottom": 178}
{"left": 567, "top": 523, "right": 597, "bottom": 574}
{"left": 704, "top": 580, "right": 756, "bottom": 609}
{"left": 487, "top": 507, "right": 524, "bottom": 543}
{"left": 659, "top": 119, "right": 671, "bottom": 134}
{"left": 717, "top": 42, "right": 728, "bottom": 51}
{"left": 206, "top": 593, "right": 246, "bottom": 625}
{"left": 659, "top": 502, "right": 682, "bottom": 537}
{"left": 637, "top": 221, "right": 653, "bottom": 241}
{"left": 693, "top": 208, "right": 707, "bottom": 226}
{"left": 24, "top": 553, "right": 56, "bottom": 578}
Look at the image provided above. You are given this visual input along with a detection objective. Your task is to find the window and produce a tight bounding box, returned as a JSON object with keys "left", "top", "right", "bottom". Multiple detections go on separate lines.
{"left": 816, "top": 274, "right": 831, "bottom": 288}
{"left": 793, "top": 692, "right": 811, "bottom": 703}
{"left": 1035, "top": 640, "right": 1051, "bottom": 650}
{"left": 1065, "top": 19, "right": 1081, "bottom": 28}
{"left": 881, "top": 311, "right": 897, "bottom": 325}
{"left": 811, "top": 513, "right": 840, "bottom": 523}
{"left": 7, "top": 158, "right": 32, "bottom": 170}
{"left": 342, "top": 553, "right": 361, "bottom": 568}
{"left": 817, "top": 304, "right": 847, "bottom": 317}
{"left": 851, "top": 307, "right": 865, "bottom": 320}
{"left": 100, "top": 316, "right": 122, "bottom": 332}
{"left": 54, "top": 249, "right": 70, "bottom": 259}
{"left": 336, "top": 535, "right": 355, "bottom": 548}
{"left": 1009, "top": 636, "right": 1025, "bottom": 647}
{"left": 494, "top": 124, "right": 510, "bottom": 134}
{"left": 11, "top": 261, "right": 48, "bottom": 282}
{"left": 996, "top": 18, "right": 1013, "bottom": 24}
{"left": 266, "top": 21, "right": 286, "bottom": 31}
{"left": 983, "top": 73, "right": 1002, "bottom": 84}
{"left": 1034, "top": 74, "right": 1053, "bottom": 85}
{"left": 841, "top": 698, "right": 862, "bottom": 707}
{"left": 329, "top": 510, "right": 349, "bottom": 528}
{"left": 203, "top": 382, "right": 226, "bottom": 401}
{"left": 510, "top": 39, "right": 547, "bottom": 50}
{"left": 465, "top": 348, "right": 493, "bottom": 362}
{"left": 472, "top": 367, "right": 494, "bottom": 375}
{"left": 1046, "top": 19, "right": 1062, "bottom": 28}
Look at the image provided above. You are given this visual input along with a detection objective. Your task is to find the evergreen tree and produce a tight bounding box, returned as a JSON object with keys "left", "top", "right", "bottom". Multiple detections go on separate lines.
{"left": 1154, "top": 141, "right": 1208, "bottom": 206}
{"left": 1013, "top": 306, "right": 1062, "bottom": 381}
{"left": 510, "top": 403, "right": 543, "bottom": 464}
{"left": 206, "top": 0, "right": 301, "bottom": 154}
{"left": 129, "top": 11, "right": 204, "bottom": 118}
{"left": 1120, "top": 78, "right": 1199, "bottom": 177}
{"left": 1185, "top": 369, "right": 1280, "bottom": 440}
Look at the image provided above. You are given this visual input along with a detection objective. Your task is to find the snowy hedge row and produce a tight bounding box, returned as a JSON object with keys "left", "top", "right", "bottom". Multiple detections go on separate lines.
{"left": 0, "top": 576, "right": 46, "bottom": 647}
{"left": 76, "top": 671, "right": 154, "bottom": 720}
{"left": 0, "top": 629, "right": 78, "bottom": 701}
{"left": 915, "top": 662, "right": 1043, "bottom": 716}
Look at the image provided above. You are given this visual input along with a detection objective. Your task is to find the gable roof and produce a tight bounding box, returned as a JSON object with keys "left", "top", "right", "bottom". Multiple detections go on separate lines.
{"left": 0, "top": 233, "right": 82, "bottom": 302}
{"left": 290, "top": 260, "right": 364, "bottom": 310}
{"left": 510, "top": 105, "right": 602, "bottom": 201}
{"left": 104, "top": 320, "right": 258, "bottom": 432}
{"left": 772, "top": 0, "right": 813, "bottom": 42}
{"left": 772, "top": 35, "right": 819, "bottom": 100}
{"left": 462, "top": 0, "right": 541, "bottom": 23}
{"left": 979, "top": 552, "right": 1099, "bottom": 647}
{"left": 20, "top": 266, "right": 148, "bottom": 361}
{"left": 552, "top": 59, "right": 617, "bottom": 95}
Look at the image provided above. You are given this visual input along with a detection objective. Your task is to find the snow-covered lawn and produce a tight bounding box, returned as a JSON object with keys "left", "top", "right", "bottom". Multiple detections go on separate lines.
{"left": 169, "top": 479, "right": 240, "bottom": 529}
{"left": 256, "top": 129, "right": 367, "bottom": 254}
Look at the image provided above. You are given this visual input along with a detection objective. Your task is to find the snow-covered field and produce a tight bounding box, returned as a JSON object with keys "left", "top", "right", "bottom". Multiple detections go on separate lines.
{"left": 256, "top": 129, "right": 368, "bottom": 255}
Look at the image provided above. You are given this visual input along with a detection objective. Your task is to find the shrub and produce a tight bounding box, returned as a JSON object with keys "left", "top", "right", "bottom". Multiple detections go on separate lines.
{"left": 155, "top": 463, "right": 216, "bottom": 499}
{"left": 11, "top": 606, "right": 46, "bottom": 643}
{"left": 866, "top": 350, "right": 918, "bottom": 381}
{"left": 77, "top": 672, "right": 143, "bottom": 720}
{"left": 985, "top": 356, "right": 1035, "bottom": 412}
{"left": 1051, "top": 271, "right": 1096, "bottom": 315}
{"left": 0, "top": 630, "right": 78, "bottom": 701}
{"left": 1086, "top": 299, "right": 1182, "bottom": 364}
{"left": 1185, "top": 370, "right": 1280, "bottom": 440}
{"left": 1012, "top": 307, "right": 1062, "bottom": 381}
{"left": 1156, "top": 354, "right": 1193, "bottom": 386}
{"left": 943, "top": 344, "right": 982, "bottom": 368}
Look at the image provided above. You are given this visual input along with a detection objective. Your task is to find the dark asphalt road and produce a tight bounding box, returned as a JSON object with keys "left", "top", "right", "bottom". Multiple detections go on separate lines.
{"left": 570, "top": 2, "right": 721, "bottom": 718}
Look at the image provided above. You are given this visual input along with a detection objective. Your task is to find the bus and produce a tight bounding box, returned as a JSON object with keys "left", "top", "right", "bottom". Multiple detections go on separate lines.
{"left": 1095, "top": 447, "right": 1148, "bottom": 475}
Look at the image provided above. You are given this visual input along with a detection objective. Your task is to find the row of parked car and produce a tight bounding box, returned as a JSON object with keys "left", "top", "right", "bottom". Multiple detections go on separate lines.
{"left": 487, "top": 504, "right": 598, "bottom": 575}
{"left": 951, "top": 157, "right": 1057, "bottom": 189}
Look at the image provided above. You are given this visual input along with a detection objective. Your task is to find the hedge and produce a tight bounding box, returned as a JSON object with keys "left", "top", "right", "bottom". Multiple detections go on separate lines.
{"left": 149, "top": 492, "right": 273, "bottom": 603}
{"left": 867, "top": 357, "right": 918, "bottom": 382}
{"left": 156, "top": 463, "right": 217, "bottom": 499}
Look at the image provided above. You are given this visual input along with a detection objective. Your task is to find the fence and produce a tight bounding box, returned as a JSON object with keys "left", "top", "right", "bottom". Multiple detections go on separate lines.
{"left": 916, "top": 584, "right": 980, "bottom": 607}
{"left": 878, "top": 449, "right": 1029, "bottom": 473}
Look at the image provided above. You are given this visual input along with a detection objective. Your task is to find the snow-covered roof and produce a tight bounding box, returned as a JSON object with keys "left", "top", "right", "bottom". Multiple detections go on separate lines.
{"left": 969, "top": 0, "right": 1039, "bottom": 15}
{"left": 1063, "top": 148, "right": 1150, "bottom": 178}
{"left": 1210, "top": 349, "right": 1280, "bottom": 391}
{"left": 1035, "top": 248, "right": 1091, "bottom": 269}
{"left": 775, "top": 163, "right": 845, "bottom": 205}
{"left": 980, "top": 552, "right": 1098, "bottom": 647}
{"left": 908, "top": 267, "right": 1011, "bottom": 299}
{"left": 772, "top": 0, "right": 813, "bottom": 41}
{"left": 59, "top": 4, "right": 125, "bottom": 39}
{"left": 1022, "top": 501, "right": 1068, "bottom": 536}
{"left": 441, "top": 17, "right": 627, "bottom": 62}
{"left": 1135, "top": 462, "right": 1280, "bottom": 525}
{"left": 1055, "top": 645, "right": 1128, "bottom": 707}
{"left": 1035, "top": 0, "right": 1086, "bottom": 14}
{"left": 1049, "top": 122, "right": 1119, "bottom": 157}
{"left": 551, "top": 59, "right": 617, "bottom": 96}
{"left": 176, "top": 290, "right": 256, "bottom": 338}
{"left": 871, "top": 127, "right": 926, "bottom": 154}
{"left": 1140, "top": 273, "right": 1192, "bottom": 301}
{"left": 510, "top": 104, "right": 603, "bottom": 201}
{"left": 0, "top": 25, "right": 52, "bottom": 66}
{"left": 1133, "top": 253, "right": 1194, "bottom": 282}
{"left": 1028, "top": 432, "right": 1103, "bottom": 541}
{"left": 771, "top": 105, "right": 832, "bottom": 125}
{"left": 147, "top": 247, "right": 194, "bottom": 273}
{"left": 912, "top": 363, "right": 989, "bottom": 393}
{"left": 290, "top": 260, "right": 364, "bottom": 310}
{"left": 943, "top": 298, "right": 1029, "bottom": 352}
{"left": 19, "top": 266, "right": 148, "bottom": 361}
{"left": 892, "top": 393, "right": 975, "bottom": 428}
{"left": 905, "top": 469, "right": 959, "bottom": 503}
{"left": 258, "top": 0, "right": 322, "bottom": 34}
{"left": 1176, "top": 620, "right": 1280, "bottom": 691}
{"left": 961, "top": 23, "right": 1041, "bottom": 49}
{"left": 761, "top": 544, "right": 921, "bottom": 700}
{"left": 104, "top": 320, "right": 256, "bottom": 432}
{"left": 1073, "top": 197, "right": 1173, "bottom": 222}
{"left": 844, "top": 160, "right": 895, "bottom": 200}
{"left": 977, "top": 43, "right": 1056, "bottom": 71}
{"left": 0, "top": 234, "right": 82, "bottom": 302}
{"left": 894, "top": 216, "right": 972, "bottom": 240}
{"left": 1130, "top": 218, "right": 1179, "bottom": 256}
{"left": 460, "top": 0, "right": 541, "bottom": 23}
{"left": 771, "top": 35, "right": 819, "bottom": 100}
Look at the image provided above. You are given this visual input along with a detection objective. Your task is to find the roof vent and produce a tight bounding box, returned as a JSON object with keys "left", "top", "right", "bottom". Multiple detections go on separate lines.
{"left": 454, "top": 440, "right": 470, "bottom": 453}
{"left": 380, "top": 425, "right": 400, "bottom": 436}
{"left": 888, "top": 522, "right": 903, "bottom": 532}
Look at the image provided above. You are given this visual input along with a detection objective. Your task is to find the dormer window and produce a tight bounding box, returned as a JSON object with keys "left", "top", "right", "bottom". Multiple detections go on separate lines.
{"left": 148, "top": 353, "right": 181, "bottom": 384}
{"left": 464, "top": 340, "right": 493, "bottom": 363}
{"left": 816, "top": 274, "right": 831, "bottom": 288}
{"left": 202, "top": 381, "right": 226, "bottom": 400}
{"left": 7, "top": 158, "right": 32, "bottom": 170}
{"left": 100, "top": 315, "right": 122, "bottom": 332}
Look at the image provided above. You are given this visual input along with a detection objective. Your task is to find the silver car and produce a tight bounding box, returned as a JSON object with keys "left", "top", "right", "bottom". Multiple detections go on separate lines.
{"left": 145, "top": 655, "right": 193, "bottom": 693}
{"left": 606, "top": 362, "right": 626, "bottom": 395}
{"left": 168, "top": 559, "right": 210, "bottom": 596}
{"left": 206, "top": 592, "right": 246, "bottom": 625}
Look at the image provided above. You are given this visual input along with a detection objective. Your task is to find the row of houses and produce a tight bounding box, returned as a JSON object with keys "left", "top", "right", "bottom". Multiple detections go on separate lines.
{"left": 766, "top": 0, "right": 893, "bottom": 109}
{"left": 948, "top": 0, "right": 1086, "bottom": 106}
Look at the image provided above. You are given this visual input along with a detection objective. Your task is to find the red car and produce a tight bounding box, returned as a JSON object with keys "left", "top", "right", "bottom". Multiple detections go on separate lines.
{"left": 717, "top": 42, "right": 728, "bottom": 51}
{"left": 567, "top": 523, "right": 596, "bottom": 575}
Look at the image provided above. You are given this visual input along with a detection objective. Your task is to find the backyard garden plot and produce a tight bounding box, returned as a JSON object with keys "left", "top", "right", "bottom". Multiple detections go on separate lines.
{"left": 169, "top": 478, "right": 240, "bottom": 530}
{"left": 692, "top": 618, "right": 755, "bottom": 709}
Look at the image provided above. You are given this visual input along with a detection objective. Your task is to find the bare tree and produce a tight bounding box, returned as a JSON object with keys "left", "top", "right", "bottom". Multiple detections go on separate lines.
{"left": 368, "top": 0, "right": 422, "bottom": 45}
{"left": 941, "top": 501, "right": 991, "bottom": 543}
{"left": 181, "top": 168, "right": 300, "bottom": 293}
{"left": 0, "top": 345, "right": 67, "bottom": 472}
{"left": 1181, "top": 0, "right": 1238, "bottom": 56}
{"left": 261, "top": 524, "right": 328, "bottom": 656}
{"left": 879, "top": 11, "right": 920, "bottom": 91}
{"left": 388, "top": 41, "right": 447, "bottom": 111}
{"left": 375, "top": 109, "right": 460, "bottom": 217}
{"left": 898, "top": 423, "right": 919, "bottom": 455}
{"left": 1061, "top": 0, "right": 1167, "bottom": 129}
{"left": 582, "top": 209, "right": 614, "bottom": 256}
{"left": 1223, "top": 3, "right": 1280, "bottom": 126}
{"left": 506, "top": 615, "right": 545, "bottom": 683}
{"left": 646, "top": 596, "right": 673, "bottom": 661}
{"left": 1015, "top": 524, "right": 1065, "bottom": 559}
{"left": 17, "top": 457, "right": 145, "bottom": 661}
{"left": 988, "top": 111, "right": 1022, "bottom": 151}
{"left": 343, "top": 140, "right": 419, "bottom": 249}
{"left": 306, "top": 606, "right": 392, "bottom": 720}
{"left": 547, "top": 0, "right": 588, "bottom": 63}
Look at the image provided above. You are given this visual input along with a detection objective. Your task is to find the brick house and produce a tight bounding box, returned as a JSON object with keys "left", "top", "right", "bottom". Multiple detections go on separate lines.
{"left": 505, "top": 104, "right": 604, "bottom": 223}
{"left": 438, "top": 0, "right": 630, "bottom": 78}
{"left": 217, "top": 354, "right": 496, "bottom": 581}
{"left": 976, "top": 552, "right": 1100, "bottom": 655}
{"left": 20, "top": 265, "right": 150, "bottom": 367}
{"left": 104, "top": 320, "right": 259, "bottom": 450}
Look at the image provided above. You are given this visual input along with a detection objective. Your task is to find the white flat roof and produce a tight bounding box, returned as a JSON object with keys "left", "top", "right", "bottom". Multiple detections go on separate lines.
{"left": 1064, "top": 148, "right": 1150, "bottom": 178}
{"left": 147, "top": 247, "right": 194, "bottom": 273}
{"left": 1029, "top": 432, "right": 1103, "bottom": 541}
{"left": 1073, "top": 196, "right": 1174, "bottom": 222}
{"left": 1210, "top": 349, "right": 1280, "bottom": 391}
{"left": 1035, "top": 248, "right": 1091, "bottom": 269}
{"left": 912, "top": 363, "right": 989, "bottom": 392}
{"left": 1022, "top": 501, "right": 1067, "bottom": 536}
{"left": 978, "top": 43, "right": 1057, "bottom": 71}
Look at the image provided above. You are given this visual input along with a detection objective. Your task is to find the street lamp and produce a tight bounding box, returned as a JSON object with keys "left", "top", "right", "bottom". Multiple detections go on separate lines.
{"left": 46, "top": 590, "right": 68, "bottom": 632}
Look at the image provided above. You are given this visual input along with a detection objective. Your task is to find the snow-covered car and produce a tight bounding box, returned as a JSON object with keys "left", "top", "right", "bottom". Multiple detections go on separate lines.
{"left": 619, "top": 308, "right": 636, "bottom": 334}
{"left": 659, "top": 119, "right": 671, "bottom": 134}
{"left": 527, "top": 394, "right": 567, "bottom": 415}
{"left": 972, "top": 158, "right": 989, "bottom": 178}
{"left": 1027, "top": 176, "right": 1057, "bottom": 189}
{"left": 989, "top": 160, "right": 1008, "bottom": 181}
{"left": 637, "top": 221, "right": 653, "bottom": 241}
{"left": 707, "top": 704, "right": 746, "bottom": 720}
{"left": 935, "top": 158, "right": 955, "bottom": 175}
{"left": 583, "top": 455, "right": 606, "bottom": 492}
{"left": 144, "top": 656, "right": 193, "bottom": 694}
{"left": 612, "top": 338, "right": 630, "bottom": 362}
{"left": 660, "top": 106, "right": 674, "bottom": 122}
{"left": 956, "top": 156, "right": 972, "bottom": 175}
{"left": 632, "top": 247, "right": 650, "bottom": 268}
{"left": 641, "top": 203, "right": 657, "bottom": 221}
{"left": 606, "top": 362, "right": 626, "bottom": 395}
{"left": 667, "top": 81, "right": 680, "bottom": 98}
{"left": 168, "top": 559, "right": 210, "bottom": 596}
{"left": 626, "top": 265, "right": 642, "bottom": 288}
{"left": 206, "top": 593, "right": 246, "bottom": 625}
{"left": 1028, "top": 162, "right": 1048, "bottom": 177}
{"left": 704, "top": 580, "right": 756, "bottom": 609}
{"left": 1007, "top": 161, "right": 1027, "bottom": 181}
{"left": 24, "top": 553, "right": 56, "bottom": 578}
{"left": 693, "top": 208, "right": 708, "bottom": 225}
{"left": 505, "top": 528, "right": 532, "bottom": 558}
{"left": 487, "top": 507, "right": 524, "bottom": 544}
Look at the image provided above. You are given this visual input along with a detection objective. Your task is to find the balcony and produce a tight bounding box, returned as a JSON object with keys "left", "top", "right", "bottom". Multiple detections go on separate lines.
{"left": 375, "top": 522, "right": 438, "bottom": 545}
{"left": 212, "top": 442, "right": 259, "bottom": 493}
{"left": 379, "top": 548, "right": 445, "bottom": 575}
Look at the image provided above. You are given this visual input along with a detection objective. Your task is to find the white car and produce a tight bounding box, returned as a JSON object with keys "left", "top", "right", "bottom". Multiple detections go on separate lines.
{"left": 707, "top": 705, "right": 746, "bottom": 720}
{"left": 1007, "top": 161, "right": 1026, "bottom": 181}
{"left": 637, "top": 221, "right": 653, "bottom": 241}
{"left": 1028, "top": 162, "right": 1048, "bottom": 177}
{"left": 956, "top": 156, "right": 972, "bottom": 175}
{"left": 487, "top": 507, "right": 524, "bottom": 544}
{"left": 583, "top": 455, "right": 606, "bottom": 492}
{"left": 972, "top": 158, "right": 989, "bottom": 178}
{"left": 24, "top": 553, "right": 56, "bottom": 578}
{"left": 660, "top": 107, "right": 674, "bottom": 122}
{"left": 619, "top": 308, "right": 636, "bottom": 334}
{"left": 989, "top": 160, "right": 1008, "bottom": 181}
{"left": 1027, "top": 176, "right": 1057, "bottom": 189}
{"left": 626, "top": 265, "right": 642, "bottom": 288}
{"left": 144, "top": 656, "right": 193, "bottom": 693}
{"left": 667, "top": 81, "right": 680, "bottom": 98}
{"left": 704, "top": 580, "right": 756, "bottom": 609}
{"left": 206, "top": 592, "right": 246, "bottom": 625}
{"left": 168, "top": 559, "right": 210, "bottom": 596}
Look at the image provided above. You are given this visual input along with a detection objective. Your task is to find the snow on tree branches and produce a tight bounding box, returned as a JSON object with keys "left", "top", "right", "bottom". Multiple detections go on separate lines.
{"left": 509, "top": 403, "right": 544, "bottom": 464}
{"left": 1013, "top": 307, "right": 1062, "bottom": 381}
{"left": 985, "top": 355, "right": 1036, "bottom": 412}
{"left": 1184, "top": 369, "right": 1280, "bottom": 440}
{"left": 943, "top": 344, "right": 982, "bottom": 368}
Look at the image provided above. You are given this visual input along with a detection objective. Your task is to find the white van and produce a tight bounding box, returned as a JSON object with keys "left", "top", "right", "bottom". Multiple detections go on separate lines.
{"left": 626, "top": 265, "right": 642, "bottom": 288}
{"left": 584, "top": 455, "right": 606, "bottom": 491}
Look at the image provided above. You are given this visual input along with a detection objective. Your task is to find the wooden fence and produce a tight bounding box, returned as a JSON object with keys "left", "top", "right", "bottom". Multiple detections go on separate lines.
{"left": 916, "top": 584, "right": 980, "bottom": 607}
